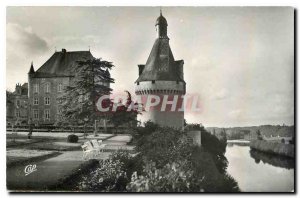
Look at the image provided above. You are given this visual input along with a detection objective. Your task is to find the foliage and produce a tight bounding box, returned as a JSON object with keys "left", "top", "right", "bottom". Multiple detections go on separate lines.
{"left": 185, "top": 123, "right": 228, "bottom": 174}
{"left": 127, "top": 160, "right": 196, "bottom": 192}
{"left": 59, "top": 58, "right": 114, "bottom": 125}
{"left": 76, "top": 122, "right": 239, "bottom": 192}
{"left": 256, "top": 130, "right": 263, "bottom": 140}
{"left": 78, "top": 156, "right": 126, "bottom": 191}
{"left": 109, "top": 91, "right": 140, "bottom": 132}
{"left": 77, "top": 150, "right": 140, "bottom": 192}
{"left": 289, "top": 136, "right": 295, "bottom": 145}
{"left": 67, "top": 134, "right": 79, "bottom": 143}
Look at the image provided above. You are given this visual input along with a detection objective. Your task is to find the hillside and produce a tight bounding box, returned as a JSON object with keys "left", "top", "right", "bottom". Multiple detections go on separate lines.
{"left": 206, "top": 125, "right": 294, "bottom": 140}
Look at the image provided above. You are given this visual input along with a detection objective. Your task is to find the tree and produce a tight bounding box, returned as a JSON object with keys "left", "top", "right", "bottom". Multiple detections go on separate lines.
{"left": 109, "top": 91, "right": 140, "bottom": 133}
{"left": 256, "top": 130, "right": 263, "bottom": 140}
{"left": 219, "top": 128, "right": 227, "bottom": 143}
{"left": 59, "top": 58, "right": 114, "bottom": 134}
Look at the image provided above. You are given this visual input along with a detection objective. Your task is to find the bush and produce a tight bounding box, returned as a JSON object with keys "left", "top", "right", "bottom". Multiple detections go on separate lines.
{"left": 77, "top": 150, "right": 139, "bottom": 192}
{"left": 67, "top": 134, "right": 79, "bottom": 143}
{"left": 74, "top": 122, "right": 240, "bottom": 192}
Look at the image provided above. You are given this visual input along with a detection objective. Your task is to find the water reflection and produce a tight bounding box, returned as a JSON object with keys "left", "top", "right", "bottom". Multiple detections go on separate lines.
{"left": 227, "top": 142, "right": 249, "bottom": 147}
{"left": 249, "top": 149, "right": 294, "bottom": 170}
{"left": 225, "top": 144, "right": 294, "bottom": 192}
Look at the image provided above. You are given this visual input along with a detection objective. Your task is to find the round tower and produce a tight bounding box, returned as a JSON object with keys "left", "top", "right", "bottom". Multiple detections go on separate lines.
{"left": 135, "top": 11, "right": 186, "bottom": 129}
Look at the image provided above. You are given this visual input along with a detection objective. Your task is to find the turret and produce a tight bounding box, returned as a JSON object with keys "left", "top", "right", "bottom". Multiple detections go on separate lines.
{"left": 28, "top": 61, "right": 35, "bottom": 75}
{"left": 28, "top": 61, "right": 35, "bottom": 98}
{"left": 155, "top": 10, "right": 168, "bottom": 38}
{"left": 134, "top": 11, "right": 186, "bottom": 129}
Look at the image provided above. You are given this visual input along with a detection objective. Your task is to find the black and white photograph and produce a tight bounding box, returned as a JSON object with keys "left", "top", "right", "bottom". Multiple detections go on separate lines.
{"left": 4, "top": 5, "right": 295, "bottom": 193}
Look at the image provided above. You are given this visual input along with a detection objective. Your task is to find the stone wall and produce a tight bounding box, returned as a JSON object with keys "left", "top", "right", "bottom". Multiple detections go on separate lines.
{"left": 28, "top": 76, "right": 71, "bottom": 125}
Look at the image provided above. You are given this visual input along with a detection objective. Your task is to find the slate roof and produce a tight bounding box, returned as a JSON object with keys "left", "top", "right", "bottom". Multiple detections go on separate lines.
{"left": 135, "top": 38, "right": 184, "bottom": 83}
{"left": 156, "top": 14, "right": 168, "bottom": 26}
{"left": 32, "top": 50, "right": 93, "bottom": 78}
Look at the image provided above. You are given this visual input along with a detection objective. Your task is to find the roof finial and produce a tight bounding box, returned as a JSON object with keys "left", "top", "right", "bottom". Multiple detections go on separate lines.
{"left": 31, "top": 61, "right": 33, "bottom": 66}
{"left": 55, "top": 46, "right": 57, "bottom": 52}
{"left": 160, "top": 7, "right": 162, "bottom": 16}
{"left": 88, "top": 45, "right": 90, "bottom": 51}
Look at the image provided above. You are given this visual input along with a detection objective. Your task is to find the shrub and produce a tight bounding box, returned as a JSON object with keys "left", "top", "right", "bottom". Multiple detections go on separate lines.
{"left": 75, "top": 122, "right": 240, "bottom": 192}
{"left": 77, "top": 150, "right": 141, "bottom": 192}
{"left": 67, "top": 134, "right": 79, "bottom": 143}
{"left": 127, "top": 160, "right": 197, "bottom": 192}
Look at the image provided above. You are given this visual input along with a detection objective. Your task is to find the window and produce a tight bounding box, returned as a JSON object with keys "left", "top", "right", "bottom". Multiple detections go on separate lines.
{"left": 45, "top": 83, "right": 50, "bottom": 93}
{"left": 33, "top": 110, "right": 39, "bottom": 119}
{"left": 44, "top": 97, "right": 50, "bottom": 105}
{"left": 33, "top": 84, "right": 39, "bottom": 93}
{"left": 45, "top": 109, "right": 50, "bottom": 119}
{"left": 16, "top": 100, "right": 20, "bottom": 107}
{"left": 152, "top": 80, "right": 155, "bottom": 84}
{"left": 58, "top": 83, "right": 63, "bottom": 92}
{"left": 57, "top": 98, "right": 62, "bottom": 104}
{"left": 33, "top": 98, "right": 39, "bottom": 105}
{"left": 16, "top": 111, "right": 20, "bottom": 118}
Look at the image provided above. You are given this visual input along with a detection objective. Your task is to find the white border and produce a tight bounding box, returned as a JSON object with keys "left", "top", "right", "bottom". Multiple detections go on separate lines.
{"left": 1, "top": 0, "right": 298, "bottom": 197}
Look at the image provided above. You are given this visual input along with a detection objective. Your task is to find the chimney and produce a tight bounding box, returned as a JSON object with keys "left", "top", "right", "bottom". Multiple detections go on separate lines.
{"left": 62, "top": 48, "right": 67, "bottom": 53}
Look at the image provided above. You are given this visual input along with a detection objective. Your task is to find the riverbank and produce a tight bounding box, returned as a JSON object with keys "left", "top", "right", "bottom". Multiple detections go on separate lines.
{"left": 250, "top": 140, "right": 294, "bottom": 158}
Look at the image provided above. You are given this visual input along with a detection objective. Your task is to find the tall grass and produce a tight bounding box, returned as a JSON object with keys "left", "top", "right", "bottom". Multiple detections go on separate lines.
{"left": 250, "top": 140, "right": 294, "bottom": 158}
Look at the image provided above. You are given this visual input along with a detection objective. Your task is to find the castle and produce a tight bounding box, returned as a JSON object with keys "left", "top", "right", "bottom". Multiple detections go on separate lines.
{"left": 135, "top": 11, "right": 186, "bottom": 129}
{"left": 7, "top": 11, "right": 185, "bottom": 129}
{"left": 27, "top": 49, "right": 109, "bottom": 125}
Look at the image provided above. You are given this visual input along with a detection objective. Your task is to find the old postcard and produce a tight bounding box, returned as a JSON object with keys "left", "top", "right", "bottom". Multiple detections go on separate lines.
{"left": 6, "top": 6, "right": 294, "bottom": 192}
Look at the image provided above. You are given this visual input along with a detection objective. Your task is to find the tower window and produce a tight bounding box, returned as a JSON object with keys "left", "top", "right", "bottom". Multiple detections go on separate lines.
{"left": 152, "top": 80, "right": 155, "bottom": 84}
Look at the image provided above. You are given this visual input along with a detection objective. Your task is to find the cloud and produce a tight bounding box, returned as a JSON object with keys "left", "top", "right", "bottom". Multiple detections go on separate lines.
{"left": 6, "top": 23, "right": 50, "bottom": 90}
{"left": 211, "top": 89, "right": 228, "bottom": 100}
{"left": 228, "top": 109, "right": 242, "bottom": 118}
{"left": 7, "top": 23, "right": 49, "bottom": 55}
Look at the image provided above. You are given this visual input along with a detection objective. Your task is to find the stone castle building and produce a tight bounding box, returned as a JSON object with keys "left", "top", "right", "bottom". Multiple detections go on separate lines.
{"left": 27, "top": 49, "right": 110, "bottom": 125}
{"left": 135, "top": 12, "right": 186, "bottom": 129}
{"left": 6, "top": 83, "right": 29, "bottom": 125}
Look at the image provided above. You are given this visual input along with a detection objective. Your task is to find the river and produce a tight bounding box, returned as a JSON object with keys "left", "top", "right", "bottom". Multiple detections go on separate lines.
{"left": 225, "top": 143, "right": 294, "bottom": 192}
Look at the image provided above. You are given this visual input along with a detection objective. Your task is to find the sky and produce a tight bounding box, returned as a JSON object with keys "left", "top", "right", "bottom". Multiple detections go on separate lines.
{"left": 6, "top": 7, "right": 294, "bottom": 127}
